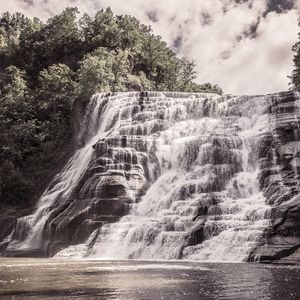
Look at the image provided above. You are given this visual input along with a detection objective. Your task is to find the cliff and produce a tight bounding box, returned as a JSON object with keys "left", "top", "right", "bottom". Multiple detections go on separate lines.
{"left": 249, "top": 91, "right": 300, "bottom": 264}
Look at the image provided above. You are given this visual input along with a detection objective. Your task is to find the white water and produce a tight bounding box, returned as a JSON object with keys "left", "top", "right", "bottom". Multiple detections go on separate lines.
{"left": 54, "top": 92, "right": 271, "bottom": 261}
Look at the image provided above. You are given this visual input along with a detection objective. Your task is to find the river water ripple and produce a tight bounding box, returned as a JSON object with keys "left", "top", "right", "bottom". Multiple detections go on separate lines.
{"left": 0, "top": 258, "right": 299, "bottom": 299}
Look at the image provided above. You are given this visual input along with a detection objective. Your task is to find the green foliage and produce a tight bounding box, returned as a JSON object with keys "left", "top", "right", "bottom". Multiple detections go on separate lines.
{"left": 0, "top": 160, "right": 32, "bottom": 206}
{"left": 290, "top": 18, "right": 300, "bottom": 90}
{"left": 0, "top": 7, "right": 222, "bottom": 210}
{"left": 0, "top": 12, "right": 31, "bottom": 50}
{"left": 185, "top": 82, "right": 223, "bottom": 94}
{"left": 78, "top": 47, "right": 118, "bottom": 96}
{"left": 38, "top": 64, "right": 77, "bottom": 123}
{"left": 0, "top": 66, "right": 31, "bottom": 133}
{"left": 126, "top": 72, "right": 153, "bottom": 91}
{"left": 14, "top": 7, "right": 81, "bottom": 78}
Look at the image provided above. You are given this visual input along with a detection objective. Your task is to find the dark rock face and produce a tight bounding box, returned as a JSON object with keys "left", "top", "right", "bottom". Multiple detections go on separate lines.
{"left": 249, "top": 91, "right": 300, "bottom": 264}
{"left": 0, "top": 216, "right": 16, "bottom": 252}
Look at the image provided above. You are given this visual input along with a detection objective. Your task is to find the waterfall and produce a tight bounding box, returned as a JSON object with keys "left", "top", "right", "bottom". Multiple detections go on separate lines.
{"left": 49, "top": 91, "right": 273, "bottom": 262}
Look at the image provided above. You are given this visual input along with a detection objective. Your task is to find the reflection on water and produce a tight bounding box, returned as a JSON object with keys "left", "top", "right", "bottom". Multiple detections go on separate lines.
{"left": 0, "top": 259, "right": 300, "bottom": 299}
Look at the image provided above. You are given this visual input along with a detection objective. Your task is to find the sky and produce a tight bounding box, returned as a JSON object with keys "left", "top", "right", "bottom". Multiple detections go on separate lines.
{"left": 0, "top": 0, "right": 299, "bottom": 95}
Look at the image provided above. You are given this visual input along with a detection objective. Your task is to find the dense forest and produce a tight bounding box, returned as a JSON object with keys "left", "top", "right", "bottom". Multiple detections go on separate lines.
{"left": 0, "top": 8, "right": 222, "bottom": 212}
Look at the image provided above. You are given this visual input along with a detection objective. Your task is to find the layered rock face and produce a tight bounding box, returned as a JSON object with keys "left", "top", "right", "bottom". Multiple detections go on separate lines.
{"left": 1, "top": 91, "right": 300, "bottom": 263}
{"left": 249, "top": 91, "right": 300, "bottom": 263}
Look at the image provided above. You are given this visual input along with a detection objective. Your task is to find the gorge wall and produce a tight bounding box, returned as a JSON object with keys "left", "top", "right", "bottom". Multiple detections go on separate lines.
{"left": 249, "top": 91, "right": 300, "bottom": 263}
{"left": 1, "top": 91, "right": 300, "bottom": 263}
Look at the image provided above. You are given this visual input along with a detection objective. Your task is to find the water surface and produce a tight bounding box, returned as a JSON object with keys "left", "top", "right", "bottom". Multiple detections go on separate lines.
{"left": 0, "top": 258, "right": 299, "bottom": 299}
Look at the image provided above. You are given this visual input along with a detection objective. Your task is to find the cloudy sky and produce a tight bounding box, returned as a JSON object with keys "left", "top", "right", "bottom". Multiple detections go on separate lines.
{"left": 1, "top": 0, "right": 299, "bottom": 95}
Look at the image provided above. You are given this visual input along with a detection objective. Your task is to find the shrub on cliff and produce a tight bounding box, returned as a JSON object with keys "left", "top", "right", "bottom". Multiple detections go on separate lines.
{"left": 290, "top": 17, "right": 300, "bottom": 90}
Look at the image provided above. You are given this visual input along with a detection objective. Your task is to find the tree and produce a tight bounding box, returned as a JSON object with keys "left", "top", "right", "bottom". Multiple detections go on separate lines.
{"left": 77, "top": 47, "right": 130, "bottom": 95}
{"left": 0, "top": 65, "right": 26, "bottom": 96}
{"left": 116, "top": 15, "right": 150, "bottom": 52}
{"left": 126, "top": 72, "right": 152, "bottom": 91}
{"left": 0, "top": 12, "right": 31, "bottom": 49}
{"left": 185, "top": 82, "right": 223, "bottom": 94}
{"left": 0, "top": 66, "right": 37, "bottom": 207}
{"left": 37, "top": 64, "right": 77, "bottom": 123}
{"left": 77, "top": 48, "right": 115, "bottom": 96}
{"left": 43, "top": 7, "right": 81, "bottom": 64}
{"left": 0, "top": 66, "right": 30, "bottom": 124}
{"left": 80, "top": 8, "right": 119, "bottom": 51}
{"left": 0, "top": 160, "right": 32, "bottom": 206}
{"left": 111, "top": 49, "right": 130, "bottom": 91}
{"left": 16, "top": 7, "right": 81, "bottom": 78}
{"left": 290, "top": 18, "right": 300, "bottom": 90}
{"left": 138, "top": 34, "right": 170, "bottom": 83}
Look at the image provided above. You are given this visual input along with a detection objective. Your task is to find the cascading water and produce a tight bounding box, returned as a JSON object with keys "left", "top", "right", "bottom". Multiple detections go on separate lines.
{"left": 7, "top": 92, "right": 141, "bottom": 251}
{"left": 48, "top": 91, "right": 273, "bottom": 262}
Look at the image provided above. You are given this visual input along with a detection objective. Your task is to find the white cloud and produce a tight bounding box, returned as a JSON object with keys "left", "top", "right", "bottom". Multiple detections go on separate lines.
{"left": 0, "top": 0, "right": 299, "bottom": 94}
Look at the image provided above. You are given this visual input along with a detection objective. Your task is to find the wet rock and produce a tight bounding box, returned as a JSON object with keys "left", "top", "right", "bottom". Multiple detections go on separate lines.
{"left": 0, "top": 216, "right": 16, "bottom": 241}
{"left": 187, "top": 222, "right": 205, "bottom": 246}
{"left": 250, "top": 91, "right": 300, "bottom": 264}
{"left": 0, "top": 216, "right": 16, "bottom": 252}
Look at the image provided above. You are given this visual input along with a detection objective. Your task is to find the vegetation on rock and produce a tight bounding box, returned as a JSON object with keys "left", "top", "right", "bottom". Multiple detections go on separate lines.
{"left": 290, "top": 17, "right": 300, "bottom": 90}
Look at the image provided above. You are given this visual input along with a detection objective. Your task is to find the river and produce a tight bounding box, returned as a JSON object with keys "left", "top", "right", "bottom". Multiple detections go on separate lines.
{"left": 0, "top": 258, "right": 299, "bottom": 299}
